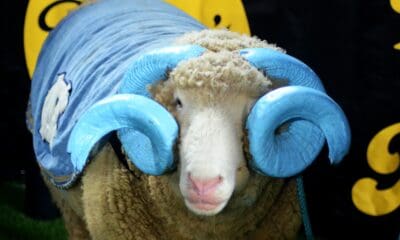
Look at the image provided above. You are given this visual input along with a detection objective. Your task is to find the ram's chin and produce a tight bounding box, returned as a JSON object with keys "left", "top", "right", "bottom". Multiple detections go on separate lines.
{"left": 184, "top": 199, "right": 228, "bottom": 216}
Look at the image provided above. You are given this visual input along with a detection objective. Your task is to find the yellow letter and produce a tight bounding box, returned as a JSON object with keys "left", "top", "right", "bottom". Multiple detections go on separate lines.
{"left": 391, "top": 0, "right": 400, "bottom": 50}
{"left": 352, "top": 123, "right": 400, "bottom": 216}
{"left": 367, "top": 123, "right": 400, "bottom": 174}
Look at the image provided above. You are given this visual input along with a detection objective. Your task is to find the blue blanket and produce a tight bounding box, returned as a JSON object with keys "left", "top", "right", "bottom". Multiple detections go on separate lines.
{"left": 29, "top": 0, "right": 205, "bottom": 186}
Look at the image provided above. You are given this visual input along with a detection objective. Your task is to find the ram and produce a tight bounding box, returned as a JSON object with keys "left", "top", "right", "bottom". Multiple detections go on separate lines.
{"left": 27, "top": 0, "right": 351, "bottom": 239}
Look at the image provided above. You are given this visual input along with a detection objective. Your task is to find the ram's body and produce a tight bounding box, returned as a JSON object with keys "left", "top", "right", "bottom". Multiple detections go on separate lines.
{"left": 28, "top": 0, "right": 351, "bottom": 239}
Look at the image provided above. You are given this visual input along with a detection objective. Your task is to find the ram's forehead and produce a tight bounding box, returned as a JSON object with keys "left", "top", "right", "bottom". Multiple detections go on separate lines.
{"left": 170, "top": 51, "right": 272, "bottom": 98}
{"left": 175, "top": 29, "right": 284, "bottom": 53}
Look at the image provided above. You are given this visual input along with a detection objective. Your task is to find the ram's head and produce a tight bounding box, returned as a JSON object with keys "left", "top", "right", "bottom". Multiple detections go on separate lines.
{"left": 67, "top": 45, "right": 351, "bottom": 216}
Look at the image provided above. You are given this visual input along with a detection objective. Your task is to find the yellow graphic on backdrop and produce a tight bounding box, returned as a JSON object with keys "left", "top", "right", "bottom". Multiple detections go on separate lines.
{"left": 390, "top": 0, "right": 400, "bottom": 50}
{"left": 165, "top": 0, "right": 250, "bottom": 35}
{"left": 24, "top": 0, "right": 250, "bottom": 78}
{"left": 352, "top": 123, "right": 400, "bottom": 216}
{"left": 352, "top": 0, "right": 400, "bottom": 217}
{"left": 391, "top": 0, "right": 400, "bottom": 13}
{"left": 24, "top": 0, "right": 81, "bottom": 78}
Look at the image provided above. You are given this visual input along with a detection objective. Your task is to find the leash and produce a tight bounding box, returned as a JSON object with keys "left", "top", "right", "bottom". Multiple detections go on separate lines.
{"left": 296, "top": 176, "right": 314, "bottom": 240}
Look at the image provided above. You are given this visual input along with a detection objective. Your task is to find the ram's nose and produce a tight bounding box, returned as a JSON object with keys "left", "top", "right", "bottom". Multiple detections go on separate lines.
{"left": 188, "top": 173, "right": 223, "bottom": 196}
{"left": 185, "top": 173, "right": 225, "bottom": 212}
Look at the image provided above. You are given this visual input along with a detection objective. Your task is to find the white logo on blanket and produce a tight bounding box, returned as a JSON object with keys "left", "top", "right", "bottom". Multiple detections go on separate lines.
{"left": 40, "top": 73, "right": 71, "bottom": 148}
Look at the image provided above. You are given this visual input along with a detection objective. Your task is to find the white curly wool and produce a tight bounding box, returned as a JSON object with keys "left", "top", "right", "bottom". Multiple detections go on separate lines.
{"left": 39, "top": 73, "right": 71, "bottom": 148}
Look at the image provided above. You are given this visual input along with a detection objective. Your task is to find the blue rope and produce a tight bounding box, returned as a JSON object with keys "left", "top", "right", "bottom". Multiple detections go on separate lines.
{"left": 296, "top": 176, "right": 314, "bottom": 240}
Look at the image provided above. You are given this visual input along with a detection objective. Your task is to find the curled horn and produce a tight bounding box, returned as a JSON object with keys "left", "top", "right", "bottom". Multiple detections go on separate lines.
{"left": 68, "top": 45, "right": 206, "bottom": 175}
{"left": 67, "top": 94, "right": 178, "bottom": 175}
{"left": 240, "top": 48, "right": 351, "bottom": 177}
{"left": 119, "top": 45, "right": 206, "bottom": 96}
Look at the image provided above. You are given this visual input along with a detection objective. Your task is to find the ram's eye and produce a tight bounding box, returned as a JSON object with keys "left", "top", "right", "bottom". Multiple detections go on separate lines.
{"left": 175, "top": 98, "right": 183, "bottom": 109}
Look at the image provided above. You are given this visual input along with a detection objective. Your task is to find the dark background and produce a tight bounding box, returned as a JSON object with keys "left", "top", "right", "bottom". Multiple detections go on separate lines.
{"left": 1, "top": 0, "right": 399, "bottom": 239}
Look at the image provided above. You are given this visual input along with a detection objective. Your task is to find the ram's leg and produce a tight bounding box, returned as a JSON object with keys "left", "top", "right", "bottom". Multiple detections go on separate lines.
{"left": 82, "top": 144, "right": 162, "bottom": 240}
{"left": 45, "top": 178, "right": 91, "bottom": 240}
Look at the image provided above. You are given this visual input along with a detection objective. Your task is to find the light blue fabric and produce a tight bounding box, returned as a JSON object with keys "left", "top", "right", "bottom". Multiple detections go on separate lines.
{"left": 30, "top": 0, "right": 205, "bottom": 187}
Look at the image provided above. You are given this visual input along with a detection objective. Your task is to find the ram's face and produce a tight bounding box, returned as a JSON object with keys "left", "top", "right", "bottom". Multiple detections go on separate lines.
{"left": 147, "top": 51, "right": 272, "bottom": 215}
{"left": 174, "top": 89, "right": 254, "bottom": 215}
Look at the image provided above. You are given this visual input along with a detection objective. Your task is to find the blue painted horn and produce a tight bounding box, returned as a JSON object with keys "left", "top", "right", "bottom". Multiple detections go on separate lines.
{"left": 68, "top": 45, "right": 206, "bottom": 175}
{"left": 69, "top": 45, "right": 350, "bottom": 178}
{"left": 240, "top": 48, "right": 351, "bottom": 177}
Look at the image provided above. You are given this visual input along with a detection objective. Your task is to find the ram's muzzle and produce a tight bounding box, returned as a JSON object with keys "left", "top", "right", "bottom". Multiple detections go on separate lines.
{"left": 68, "top": 45, "right": 351, "bottom": 182}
